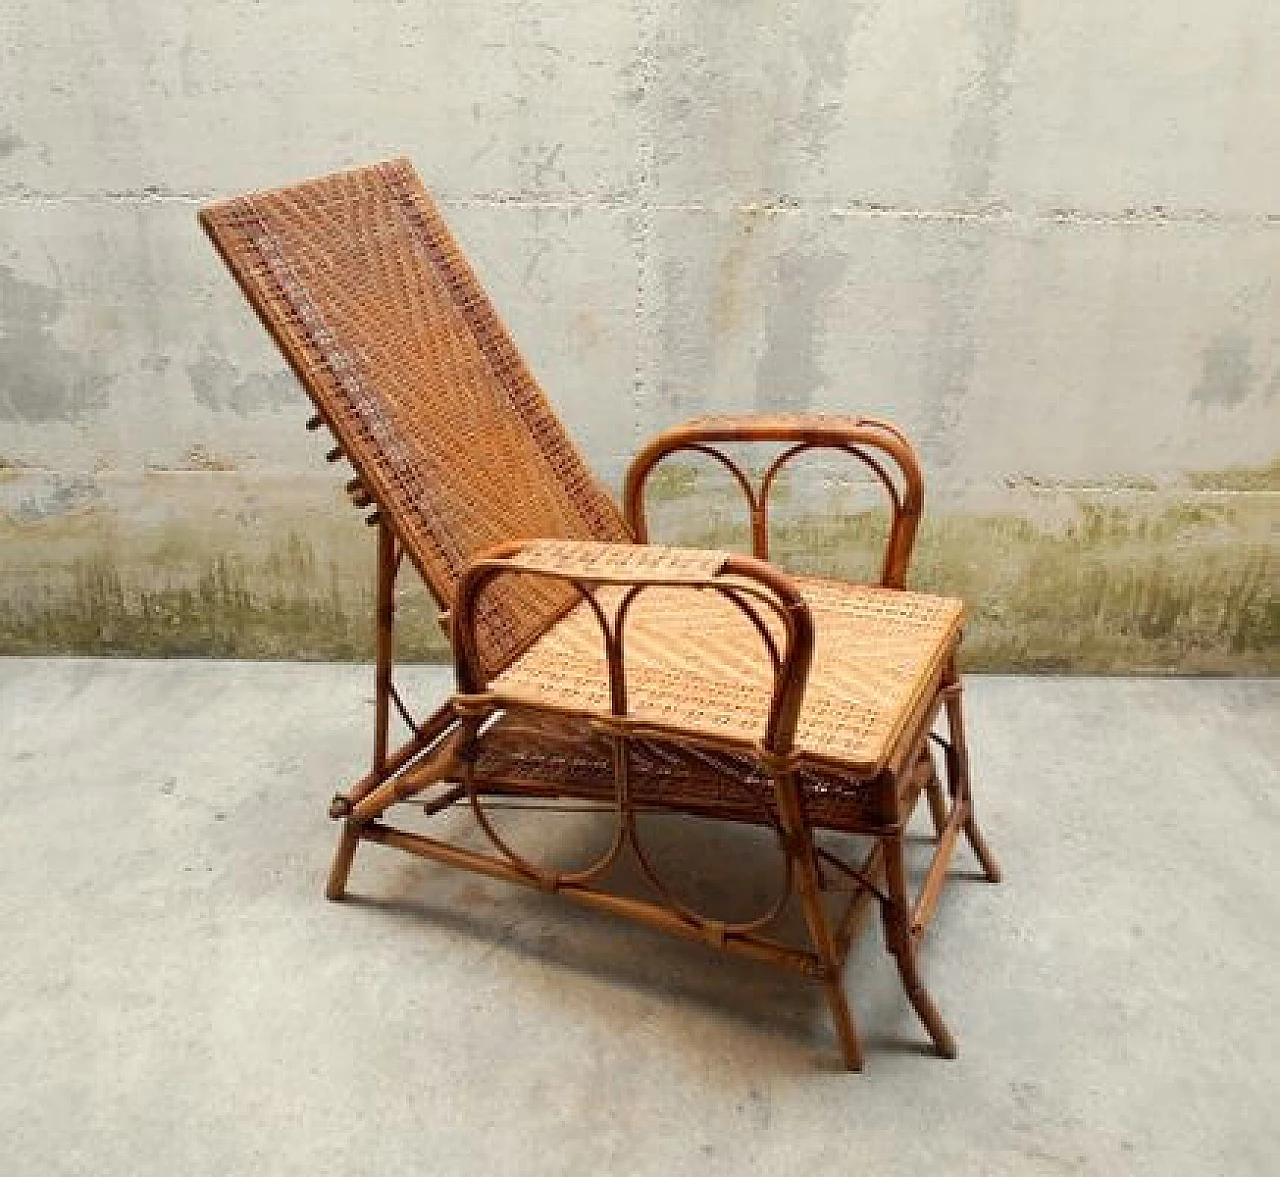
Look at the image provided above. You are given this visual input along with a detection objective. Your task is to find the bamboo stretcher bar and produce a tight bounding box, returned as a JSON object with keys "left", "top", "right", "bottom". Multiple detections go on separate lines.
{"left": 359, "top": 822, "right": 824, "bottom": 977}
{"left": 337, "top": 702, "right": 458, "bottom": 812}
{"left": 911, "top": 797, "right": 968, "bottom": 940}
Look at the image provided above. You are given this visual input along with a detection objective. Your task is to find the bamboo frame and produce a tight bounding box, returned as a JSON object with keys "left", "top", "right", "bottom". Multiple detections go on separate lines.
{"left": 200, "top": 161, "right": 1001, "bottom": 1070}
{"left": 321, "top": 511, "right": 999, "bottom": 1071}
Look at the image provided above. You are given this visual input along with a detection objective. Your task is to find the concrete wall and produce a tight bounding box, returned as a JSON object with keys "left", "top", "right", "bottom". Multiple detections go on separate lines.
{"left": 1, "top": 1, "right": 1276, "bottom": 671}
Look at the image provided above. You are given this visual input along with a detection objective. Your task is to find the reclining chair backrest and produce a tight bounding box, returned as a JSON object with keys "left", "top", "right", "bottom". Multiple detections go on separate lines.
{"left": 200, "top": 159, "right": 629, "bottom": 670}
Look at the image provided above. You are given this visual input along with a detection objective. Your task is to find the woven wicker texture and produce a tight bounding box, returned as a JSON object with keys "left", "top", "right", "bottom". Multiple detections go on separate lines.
{"left": 200, "top": 160, "right": 628, "bottom": 669}
{"left": 489, "top": 574, "right": 964, "bottom": 774}
{"left": 507, "top": 539, "right": 729, "bottom": 584}
{"left": 469, "top": 710, "right": 933, "bottom": 831}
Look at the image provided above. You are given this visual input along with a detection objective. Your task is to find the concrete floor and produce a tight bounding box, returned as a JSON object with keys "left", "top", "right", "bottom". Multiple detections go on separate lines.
{"left": 0, "top": 660, "right": 1276, "bottom": 1176}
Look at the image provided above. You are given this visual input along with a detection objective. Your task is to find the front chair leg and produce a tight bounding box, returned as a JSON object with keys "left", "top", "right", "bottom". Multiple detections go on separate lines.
{"left": 881, "top": 834, "right": 957, "bottom": 1058}
{"left": 776, "top": 777, "right": 864, "bottom": 1071}
{"left": 797, "top": 852, "right": 864, "bottom": 1071}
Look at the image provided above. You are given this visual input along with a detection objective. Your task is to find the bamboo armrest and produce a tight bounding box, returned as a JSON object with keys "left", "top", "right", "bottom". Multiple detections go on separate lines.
{"left": 501, "top": 539, "right": 731, "bottom": 585}
{"left": 452, "top": 539, "right": 816, "bottom": 755}
{"left": 623, "top": 414, "right": 924, "bottom": 587}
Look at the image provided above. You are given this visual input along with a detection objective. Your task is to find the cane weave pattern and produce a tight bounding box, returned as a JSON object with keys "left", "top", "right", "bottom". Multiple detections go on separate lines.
{"left": 469, "top": 710, "right": 935, "bottom": 831}
{"left": 507, "top": 540, "right": 729, "bottom": 585}
{"left": 490, "top": 575, "right": 964, "bottom": 775}
{"left": 200, "top": 159, "right": 628, "bottom": 669}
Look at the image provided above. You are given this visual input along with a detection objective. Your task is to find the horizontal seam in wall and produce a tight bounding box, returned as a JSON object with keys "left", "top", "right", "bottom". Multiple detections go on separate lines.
{"left": 0, "top": 188, "right": 1277, "bottom": 227}
{"left": 3, "top": 463, "right": 1275, "bottom": 495}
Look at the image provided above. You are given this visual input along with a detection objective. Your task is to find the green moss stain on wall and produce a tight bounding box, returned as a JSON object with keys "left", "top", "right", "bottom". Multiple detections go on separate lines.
{"left": 0, "top": 466, "right": 1274, "bottom": 671}
{"left": 644, "top": 462, "right": 1277, "bottom": 673}
{"left": 0, "top": 471, "right": 448, "bottom": 661}
{"left": 1186, "top": 458, "right": 1280, "bottom": 492}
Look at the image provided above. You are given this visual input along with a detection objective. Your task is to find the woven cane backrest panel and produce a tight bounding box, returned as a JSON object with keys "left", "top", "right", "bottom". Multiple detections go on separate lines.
{"left": 200, "top": 159, "right": 628, "bottom": 668}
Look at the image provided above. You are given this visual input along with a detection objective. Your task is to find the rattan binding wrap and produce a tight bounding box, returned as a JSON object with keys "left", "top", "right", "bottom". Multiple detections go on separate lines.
{"left": 199, "top": 159, "right": 628, "bottom": 670}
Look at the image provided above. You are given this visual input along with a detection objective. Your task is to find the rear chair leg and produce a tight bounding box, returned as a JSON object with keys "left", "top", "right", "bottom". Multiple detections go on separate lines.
{"left": 923, "top": 757, "right": 950, "bottom": 838}
{"left": 326, "top": 821, "right": 362, "bottom": 901}
{"left": 327, "top": 519, "right": 395, "bottom": 904}
{"left": 822, "top": 976, "right": 863, "bottom": 1073}
{"left": 942, "top": 677, "right": 1001, "bottom": 884}
{"left": 882, "top": 834, "right": 957, "bottom": 1058}
{"left": 963, "top": 814, "right": 1001, "bottom": 885}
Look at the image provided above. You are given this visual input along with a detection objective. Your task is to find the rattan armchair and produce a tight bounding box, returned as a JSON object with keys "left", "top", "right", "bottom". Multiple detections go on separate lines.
{"left": 200, "top": 159, "right": 1000, "bottom": 1071}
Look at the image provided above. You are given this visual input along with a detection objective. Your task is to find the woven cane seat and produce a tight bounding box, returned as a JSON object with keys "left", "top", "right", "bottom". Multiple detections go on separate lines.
{"left": 487, "top": 574, "right": 964, "bottom": 777}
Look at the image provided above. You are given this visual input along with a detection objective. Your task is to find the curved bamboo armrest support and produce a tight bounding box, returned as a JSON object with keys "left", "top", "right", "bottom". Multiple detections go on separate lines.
{"left": 452, "top": 539, "right": 815, "bottom": 759}
{"left": 623, "top": 414, "right": 924, "bottom": 589}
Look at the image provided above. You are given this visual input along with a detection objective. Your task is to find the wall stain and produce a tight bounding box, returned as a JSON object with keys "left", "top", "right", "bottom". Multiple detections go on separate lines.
{"left": 0, "top": 473, "right": 447, "bottom": 660}
{"left": 918, "top": 229, "right": 989, "bottom": 477}
{"left": 177, "top": 33, "right": 200, "bottom": 98}
{"left": 793, "top": 2, "right": 868, "bottom": 162}
{"left": 640, "top": 465, "right": 1277, "bottom": 673}
{"left": 0, "top": 537, "right": 447, "bottom": 661}
{"left": 0, "top": 456, "right": 30, "bottom": 483}
{"left": 912, "top": 0, "right": 1021, "bottom": 478}
{"left": 0, "top": 265, "right": 111, "bottom": 423}
{"left": 952, "top": 0, "right": 1019, "bottom": 201}
{"left": 0, "top": 470, "right": 1274, "bottom": 671}
{"left": 644, "top": 463, "right": 699, "bottom": 503}
{"left": 182, "top": 444, "right": 238, "bottom": 472}
{"left": 0, "top": 126, "right": 23, "bottom": 158}
{"left": 753, "top": 247, "right": 849, "bottom": 413}
{"left": 1187, "top": 457, "right": 1280, "bottom": 491}
{"left": 187, "top": 342, "right": 297, "bottom": 416}
{"left": 6, "top": 473, "right": 102, "bottom": 522}
{"left": 1191, "top": 330, "right": 1257, "bottom": 406}
{"left": 712, "top": 208, "right": 765, "bottom": 341}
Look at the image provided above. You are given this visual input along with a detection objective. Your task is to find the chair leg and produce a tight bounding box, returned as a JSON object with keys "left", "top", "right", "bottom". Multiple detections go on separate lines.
{"left": 326, "top": 520, "right": 393, "bottom": 904}
{"left": 797, "top": 857, "right": 864, "bottom": 1071}
{"left": 776, "top": 777, "right": 864, "bottom": 1071}
{"left": 942, "top": 680, "right": 1001, "bottom": 884}
{"left": 923, "top": 758, "right": 949, "bottom": 838}
{"left": 822, "top": 974, "right": 863, "bottom": 1073}
{"left": 963, "top": 813, "right": 1001, "bottom": 885}
{"left": 881, "top": 834, "right": 957, "bottom": 1058}
{"left": 325, "top": 821, "right": 362, "bottom": 900}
